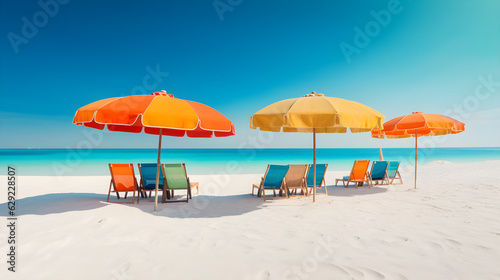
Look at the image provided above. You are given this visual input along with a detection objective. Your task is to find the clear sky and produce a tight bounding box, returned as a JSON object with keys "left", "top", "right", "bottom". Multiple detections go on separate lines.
{"left": 1, "top": 0, "right": 499, "bottom": 149}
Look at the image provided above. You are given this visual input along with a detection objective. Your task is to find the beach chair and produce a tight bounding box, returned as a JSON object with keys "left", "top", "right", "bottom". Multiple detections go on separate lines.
{"left": 335, "top": 160, "right": 371, "bottom": 188}
{"left": 252, "top": 165, "right": 290, "bottom": 201}
{"left": 387, "top": 161, "right": 403, "bottom": 184}
{"left": 306, "top": 164, "right": 328, "bottom": 195}
{"left": 137, "top": 163, "right": 163, "bottom": 198}
{"left": 284, "top": 165, "right": 308, "bottom": 196}
{"left": 161, "top": 163, "right": 194, "bottom": 203}
{"left": 107, "top": 163, "right": 139, "bottom": 204}
{"left": 368, "top": 161, "right": 389, "bottom": 185}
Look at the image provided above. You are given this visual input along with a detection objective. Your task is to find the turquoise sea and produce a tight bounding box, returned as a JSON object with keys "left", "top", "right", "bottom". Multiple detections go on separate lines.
{"left": 1, "top": 148, "right": 499, "bottom": 176}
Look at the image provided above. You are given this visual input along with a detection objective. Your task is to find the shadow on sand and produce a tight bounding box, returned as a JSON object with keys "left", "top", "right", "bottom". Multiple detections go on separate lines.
{"left": 0, "top": 185, "right": 387, "bottom": 218}
{"left": 0, "top": 192, "right": 266, "bottom": 218}
{"left": 0, "top": 193, "right": 109, "bottom": 216}
{"left": 134, "top": 194, "right": 266, "bottom": 218}
{"left": 326, "top": 184, "right": 388, "bottom": 197}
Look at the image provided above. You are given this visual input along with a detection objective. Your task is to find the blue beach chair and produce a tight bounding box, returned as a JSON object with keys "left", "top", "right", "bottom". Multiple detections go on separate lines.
{"left": 368, "top": 161, "right": 389, "bottom": 185}
{"left": 306, "top": 164, "right": 328, "bottom": 195}
{"left": 387, "top": 161, "right": 403, "bottom": 184}
{"left": 137, "top": 163, "right": 163, "bottom": 198}
{"left": 252, "top": 165, "right": 290, "bottom": 201}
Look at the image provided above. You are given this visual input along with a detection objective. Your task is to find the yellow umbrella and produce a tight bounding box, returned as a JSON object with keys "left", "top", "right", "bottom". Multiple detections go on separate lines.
{"left": 250, "top": 92, "right": 384, "bottom": 202}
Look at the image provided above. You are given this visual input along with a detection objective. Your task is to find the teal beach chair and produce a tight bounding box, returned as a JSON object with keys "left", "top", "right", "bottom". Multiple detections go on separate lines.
{"left": 306, "top": 164, "right": 328, "bottom": 195}
{"left": 387, "top": 161, "right": 403, "bottom": 184}
{"left": 253, "top": 165, "right": 290, "bottom": 201}
{"left": 368, "top": 161, "right": 389, "bottom": 185}
{"left": 138, "top": 163, "right": 163, "bottom": 198}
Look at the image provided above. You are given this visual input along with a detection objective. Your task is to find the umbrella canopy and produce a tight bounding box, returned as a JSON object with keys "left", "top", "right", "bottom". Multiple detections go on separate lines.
{"left": 74, "top": 90, "right": 234, "bottom": 137}
{"left": 250, "top": 92, "right": 384, "bottom": 202}
{"left": 250, "top": 92, "right": 384, "bottom": 133}
{"left": 74, "top": 90, "right": 235, "bottom": 210}
{"left": 371, "top": 112, "right": 465, "bottom": 188}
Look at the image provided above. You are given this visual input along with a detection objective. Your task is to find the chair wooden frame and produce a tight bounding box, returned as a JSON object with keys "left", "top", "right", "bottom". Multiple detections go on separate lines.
{"left": 305, "top": 164, "right": 328, "bottom": 196}
{"left": 161, "top": 163, "right": 193, "bottom": 203}
{"left": 253, "top": 165, "right": 289, "bottom": 201}
{"left": 335, "top": 160, "right": 372, "bottom": 188}
{"left": 368, "top": 161, "right": 389, "bottom": 186}
{"left": 387, "top": 161, "right": 403, "bottom": 185}
{"left": 285, "top": 164, "right": 308, "bottom": 197}
{"left": 137, "top": 163, "right": 162, "bottom": 199}
{"left": 107, "top": 163, "right": 139, "bottom": 204}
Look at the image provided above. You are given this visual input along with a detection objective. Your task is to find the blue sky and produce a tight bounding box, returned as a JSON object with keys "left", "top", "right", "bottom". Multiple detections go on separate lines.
{"left": 1, "top": 0, "right": 499, "bottom": 149}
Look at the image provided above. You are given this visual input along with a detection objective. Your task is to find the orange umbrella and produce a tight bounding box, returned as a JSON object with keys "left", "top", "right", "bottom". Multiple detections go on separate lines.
{"left": 73, "top": 90, "right": 235, "bottom": 210}
{"left": 372, "top": 112, "right": 465, "bottom": 188}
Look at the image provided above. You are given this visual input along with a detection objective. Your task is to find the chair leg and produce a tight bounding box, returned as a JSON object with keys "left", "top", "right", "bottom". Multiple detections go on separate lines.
{"left": 107, "top": 181, "right": 112, "bottom": 202}
{"left": 323, "top": 179, "right": 328, "bottom": 195}
{"left": 262, "top": 189, "right": 266, "bottom": 201}
{"left": 124, "top": 192, "right": 128, "bottom": 199}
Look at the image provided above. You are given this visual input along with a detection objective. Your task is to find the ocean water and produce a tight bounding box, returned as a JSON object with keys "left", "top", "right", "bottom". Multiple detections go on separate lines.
{"left": 1, "top": 147, "right": 500, "bottom": 177}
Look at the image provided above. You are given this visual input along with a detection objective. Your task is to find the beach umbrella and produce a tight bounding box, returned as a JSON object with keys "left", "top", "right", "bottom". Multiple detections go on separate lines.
{"left": 250, "top": 92, "right": 384, "bottom": 202}
{"left": 73, "top": 90, "right": 235, "bottom": 211}
{"left": 371, "top": 112, "right": 465, "bottom": 189}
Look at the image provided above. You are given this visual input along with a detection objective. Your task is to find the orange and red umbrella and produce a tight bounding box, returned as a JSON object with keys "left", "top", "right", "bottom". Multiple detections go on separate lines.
{"left": 372, "top": 112, "right": 465, "bottom": 188}
{"left": 73, "top": 90, "right": 234, "bottom": 210}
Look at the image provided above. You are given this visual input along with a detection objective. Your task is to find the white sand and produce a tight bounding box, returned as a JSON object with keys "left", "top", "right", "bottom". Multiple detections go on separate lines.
{"left": 1, "top": 160, "right": 500, "bottom": 280}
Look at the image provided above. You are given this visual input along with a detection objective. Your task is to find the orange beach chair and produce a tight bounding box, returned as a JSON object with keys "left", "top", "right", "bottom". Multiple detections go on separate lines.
{"left": 108, "top": 163, "right": 139, "bottom": 204}
{"left": 335, "top": 160, "right": 371, "bottom": 188}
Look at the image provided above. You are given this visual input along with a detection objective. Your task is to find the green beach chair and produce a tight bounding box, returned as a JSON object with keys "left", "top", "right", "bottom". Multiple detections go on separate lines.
{"left": 137, "top": 163, "right": 163, "bottom": 198}
{"left": 306, "top": 164, "right": 328, "bottom": 195}
{"left": 253, "top": 165, "right": 290, "bottom": 201}
{"left": 368, "top": 161, "right": 389, "bottom": 185}
{"left": 161, "top": 163, "right": 193, "bottom": 203}
{"left": 387, "top": 161, "right": 403, "bottom": 184}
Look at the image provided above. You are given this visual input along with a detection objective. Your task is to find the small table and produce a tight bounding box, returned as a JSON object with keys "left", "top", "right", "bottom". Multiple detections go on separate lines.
{"left": 190, "top": 182, "right": 199, "bottom": 195}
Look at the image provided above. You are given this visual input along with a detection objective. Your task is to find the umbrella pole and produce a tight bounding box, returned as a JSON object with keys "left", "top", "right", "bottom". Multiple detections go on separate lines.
{"left": 313, "top": 128, "right": 316, "bottom": 203}
{"left": 414, "top": 130, "right": 417, "bottom": 189}
{"left": 154, "top": 129, "right": 163, "bottom": 211}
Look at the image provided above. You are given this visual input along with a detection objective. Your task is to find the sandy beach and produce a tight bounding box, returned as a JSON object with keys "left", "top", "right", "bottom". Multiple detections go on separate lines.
{"left": 1, "top": 160, "right": 499, "bottom": 280}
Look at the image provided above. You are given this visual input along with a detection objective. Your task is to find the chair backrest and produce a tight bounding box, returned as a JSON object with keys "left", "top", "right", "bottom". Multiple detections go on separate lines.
{"left": 138, "top": 163, "right": 163, "bottom": 189}
{"left": 109, "top": 164, "right": 136, "bottom": 191}
{"left": 263, "top": 165, "right": 290, "bottom": 188}
{"left": 370, "top": 161, "right": 388, "bottom": 180}
{"left": 387, "top": 161, "right": 401, "bottom": 178}
{"left": 285, "top": 165, "right": 308, "bottom": 187}
{"left": 306, "top": 164, "right": 327, "bottom": 187}
{"left": 162, "top": 163, "right": 188, "bottom": 189}
{"left": 349, "top": 160, "right": 370, "bottom": 180}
